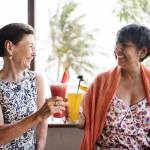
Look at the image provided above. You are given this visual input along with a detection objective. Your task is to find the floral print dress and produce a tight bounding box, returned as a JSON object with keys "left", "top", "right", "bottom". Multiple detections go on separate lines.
{"left": 0, "top": 70, "right": 37, "bottom": 150}
{"left": 96, "top": 96, "right": 150, "bottom": 150}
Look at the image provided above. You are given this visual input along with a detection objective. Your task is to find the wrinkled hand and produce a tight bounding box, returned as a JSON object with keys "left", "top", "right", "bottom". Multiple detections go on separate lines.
{"left": 37, "top": 96, "right": 66, "bottom": 121}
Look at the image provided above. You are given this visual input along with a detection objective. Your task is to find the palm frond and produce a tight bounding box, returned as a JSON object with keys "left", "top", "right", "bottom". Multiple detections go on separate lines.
{"left": 48, "top": 1, "right": 103, "bottom": 80}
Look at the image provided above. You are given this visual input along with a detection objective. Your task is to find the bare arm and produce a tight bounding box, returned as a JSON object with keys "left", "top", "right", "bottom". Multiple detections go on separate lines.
{"left": 0, "top": 97, "right": 66, "bottom": 145}
{"left": 35, "top": 73, "right": 47, "bottom": 150}
{"left": 0, "top": 104, "right": 43, "bottom": 145}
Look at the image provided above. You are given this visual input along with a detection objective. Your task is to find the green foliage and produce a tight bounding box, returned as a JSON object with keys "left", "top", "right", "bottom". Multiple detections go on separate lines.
{"left": 49, "top": 2, "right": 96, "bottom": 80}
{"left": 113, "top": 0, "right": 150, "bottom": 23}
{"left": 113, "top": 0, "right": 150, "bottom": 67}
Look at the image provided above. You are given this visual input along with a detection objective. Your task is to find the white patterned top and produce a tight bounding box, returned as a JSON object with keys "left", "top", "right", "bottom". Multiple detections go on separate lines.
{"left": 0, "top": 70, "right": 37, "bottom": 150}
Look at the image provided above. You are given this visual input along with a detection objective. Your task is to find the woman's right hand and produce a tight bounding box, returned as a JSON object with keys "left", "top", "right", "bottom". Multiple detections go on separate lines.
{"left": 76, "top": 108, "right": 86, "bottom": 129}
{"left": 37, "top": 96, "right": 66, "bottom": 121}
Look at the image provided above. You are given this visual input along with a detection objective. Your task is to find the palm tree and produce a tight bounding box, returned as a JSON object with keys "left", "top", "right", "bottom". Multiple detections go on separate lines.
{"left": 113, "top": 0, "right": 150, "bottom": 23}
{"left": 48, "top": 2, "right": 96, "bottom": 81}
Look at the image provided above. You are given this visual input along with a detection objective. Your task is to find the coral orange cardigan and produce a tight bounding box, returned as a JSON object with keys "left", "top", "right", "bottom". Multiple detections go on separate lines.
{"left": 80, "top": 64, "right": 150, "bottom": 150}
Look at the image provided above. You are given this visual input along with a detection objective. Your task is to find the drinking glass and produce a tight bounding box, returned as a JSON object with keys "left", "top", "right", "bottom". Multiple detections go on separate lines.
{"left": 50, "top": 83, "right": 67, "bottom": 118}
{"left": 67, "top": 86, "right": 83, "bottom": 122}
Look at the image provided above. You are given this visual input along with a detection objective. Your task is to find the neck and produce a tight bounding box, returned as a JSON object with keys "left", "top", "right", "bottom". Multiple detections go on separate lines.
{"left": 121, "top": 64, "right": 141, "bottom": 81}
{"left": 0, "top": 58, "right": 25, "bottom": 82}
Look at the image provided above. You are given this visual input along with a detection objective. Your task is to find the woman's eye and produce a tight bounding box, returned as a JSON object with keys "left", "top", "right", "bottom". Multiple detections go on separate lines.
{"left": 29, "top": 45, "right": 34, "bottom": 49}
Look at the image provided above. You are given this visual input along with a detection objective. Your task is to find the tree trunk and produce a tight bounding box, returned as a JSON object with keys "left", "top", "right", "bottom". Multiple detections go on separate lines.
{"left": 57, "top": 57, "right": 61, "bottom": 81}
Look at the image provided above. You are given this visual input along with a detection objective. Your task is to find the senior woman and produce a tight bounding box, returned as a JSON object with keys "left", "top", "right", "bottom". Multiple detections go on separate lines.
{"left": 79, "top": 24, "right": 150, "bottom": 150}
{"left": 0, "top": 23, "right": 65, "bottom": 149}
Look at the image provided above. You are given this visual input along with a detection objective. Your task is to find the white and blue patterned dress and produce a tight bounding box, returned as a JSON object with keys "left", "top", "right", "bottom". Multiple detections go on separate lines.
{"left": 0, "top": 70, "right": 37, "bottom": 150}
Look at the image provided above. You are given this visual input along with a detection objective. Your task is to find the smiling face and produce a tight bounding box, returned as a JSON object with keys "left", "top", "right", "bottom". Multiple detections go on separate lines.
{"left": 115, "top": 24, "right": 150, "bottom": 67}
{"left": 7, "top": 34, "right": 36, "bottom": 70}
{"left": 114, "top": 42, "right": 147, "bottom": 69}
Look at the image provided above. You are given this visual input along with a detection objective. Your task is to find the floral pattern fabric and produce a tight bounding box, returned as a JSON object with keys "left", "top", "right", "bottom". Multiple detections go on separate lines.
{"left": 0, "top": 70, "right": 37, "bottom": 150}
{"left": 96, "top": 96, "right": 150, "bottom": 150}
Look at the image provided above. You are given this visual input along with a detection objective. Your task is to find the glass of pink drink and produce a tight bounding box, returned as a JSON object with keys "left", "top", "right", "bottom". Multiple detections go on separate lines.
{"left": 50, "top": 83, "right": 67, "bottom": 118}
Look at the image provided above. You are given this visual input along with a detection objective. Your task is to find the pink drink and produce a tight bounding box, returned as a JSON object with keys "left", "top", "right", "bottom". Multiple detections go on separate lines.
{"left": 50, "top": 84, "right": 66, "bottom": 98}
{"left": 50, "top": 83, "right": 67, "bottom": 118}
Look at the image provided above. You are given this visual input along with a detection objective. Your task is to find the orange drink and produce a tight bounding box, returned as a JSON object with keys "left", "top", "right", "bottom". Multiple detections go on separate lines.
{"left": 67, "top": 93, "right": 83, "bottom": 122}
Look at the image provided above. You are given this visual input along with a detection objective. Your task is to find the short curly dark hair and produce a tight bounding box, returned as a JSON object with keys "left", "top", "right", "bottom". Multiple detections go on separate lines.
{"left": 0, "top": 23, "right": 34, "bottom": 57}
{"left": 116, "top": 24, "right": 150, "bottom": 61}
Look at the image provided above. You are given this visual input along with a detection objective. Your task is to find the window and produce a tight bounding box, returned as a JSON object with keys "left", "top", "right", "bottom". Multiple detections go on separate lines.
{"left": 0, "top": 0, "right": 28, "bottom": 69}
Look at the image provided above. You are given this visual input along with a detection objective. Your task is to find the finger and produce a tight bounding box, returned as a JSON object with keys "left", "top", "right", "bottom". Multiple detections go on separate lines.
{"left": 64, "top": 98, "right": 67, "bottom": 102}
{"left": 54, "top": 101, "right": 66, "bottom": 107}
{"left": 46, "top": 100, "right": 55, "bottom": 107}
{"left": 51, "top": 105, "right": 65, "bottom": 114}
{"left": 50, "top": 106, "right": 58, "bottom": 114}
{"left": 58, "top": 106, "right": 65, "bottom": 111}
{"left": 55, "top": 96, "right": 63, "bottom": 101}
{"left": 55, "top": 101, "right": 61, "bottom": 106}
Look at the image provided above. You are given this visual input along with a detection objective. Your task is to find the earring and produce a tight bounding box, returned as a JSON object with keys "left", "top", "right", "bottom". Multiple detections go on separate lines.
{"left": 9, "top": 55, "right": 12, "bottom": 60}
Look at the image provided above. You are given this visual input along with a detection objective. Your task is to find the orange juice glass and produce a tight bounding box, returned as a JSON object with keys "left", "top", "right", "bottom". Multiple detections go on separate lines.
{"left": 67, "top": 93, "right": 83, "bottom": 122}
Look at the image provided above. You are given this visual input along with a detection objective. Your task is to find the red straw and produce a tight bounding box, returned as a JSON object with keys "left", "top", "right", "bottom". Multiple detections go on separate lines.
{"left": 61, "top": 70, "right": 69, "bottom": 83}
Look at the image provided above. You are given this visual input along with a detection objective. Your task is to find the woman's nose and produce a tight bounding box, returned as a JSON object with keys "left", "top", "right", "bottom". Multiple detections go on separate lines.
{"left": 115, "top": 45, "right": 123, "bottom": 54}
{"left": 32, "top": 48, "right": 36, "bottom": 57}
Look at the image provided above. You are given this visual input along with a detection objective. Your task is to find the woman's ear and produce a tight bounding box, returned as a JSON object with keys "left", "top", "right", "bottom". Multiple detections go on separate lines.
{"left": 138, "top": 47, "right": 148, "bottom": 60}
{"left": 4, "top": 40, "right": 14, "bottom": 56}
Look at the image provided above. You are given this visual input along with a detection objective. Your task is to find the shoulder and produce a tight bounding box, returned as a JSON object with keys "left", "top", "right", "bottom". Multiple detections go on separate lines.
{"left": 141, "top": 64, "right": 150, "bottom": 72}
{"left": 94, "top": 67, "right": 118, "bottom": 84}
{"left": 25, "top": 70, "right": 44, "bottom": 80}
{"left": 25, "top": 70, "right": 36, "bottom": 80}
{"left": 35, "top": 72, "right": 44, "bottom": 82}
{"left": 26, "top": 70, "right": 45, "bottom": 87}
{"left": 88, "top": 66, "right": 120, "bottom": 93}
{"left": 34, "top": 72, "right": 45, "bottom": 88}
{"left": 25, "top": 70, "right": 45, "bottom": 87}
